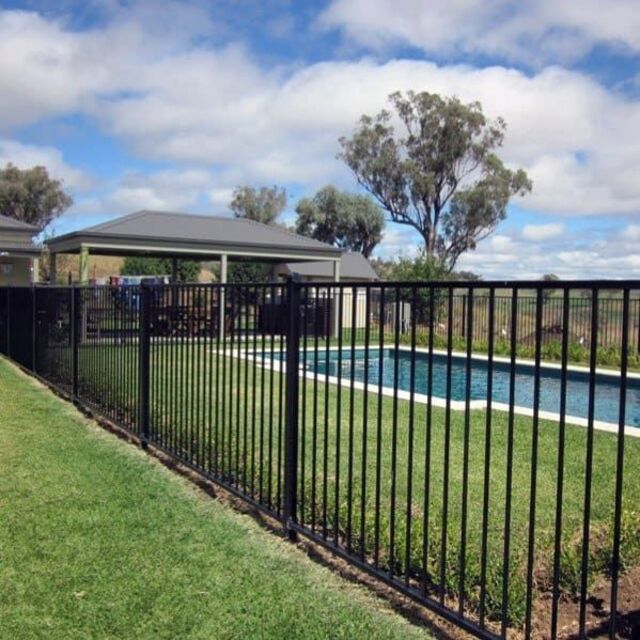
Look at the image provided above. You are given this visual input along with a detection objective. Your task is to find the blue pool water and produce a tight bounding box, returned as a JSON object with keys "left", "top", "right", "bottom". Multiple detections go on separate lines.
{"left": 295, "top": 348, "right": 640, "bottom": 428}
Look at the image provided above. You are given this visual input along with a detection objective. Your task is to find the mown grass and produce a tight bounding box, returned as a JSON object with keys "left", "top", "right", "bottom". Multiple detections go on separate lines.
{"left": 40, "top": 339, "right": 640, "bottom": 629}
{"left": 0, "top": 357, "right": 434, "bottom": 640}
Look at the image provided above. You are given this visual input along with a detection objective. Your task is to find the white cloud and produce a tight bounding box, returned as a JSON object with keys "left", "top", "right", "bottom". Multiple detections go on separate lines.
{"left": 373, "top": 221, "right": 640, "bottom": 280}
{"left": 454, "top": 223, "right": 640, "bottom": 279}
{"left": 0, "top": 3, "right": 216, "bottom": 130}
{"left": 208, "top": 187, "right": 235, "bottom": 209}
{"left": 374, "top": 225, "right": 421, "bottom": 261}
{"left": 91, "top": 57, "right": 640, "bottom": 217}
{"left": 1, "top": 4, "right": 640, "bottom": 231}
{"left": 487, "top": 234, "right": 515, "bottom": 252}
{"left": 46, "top": 166, "right": 232, "bottom": 236}
{"left": 106, "top": 168, "right": 215, "bottom": 213}
{"left": 521, "top": 223, "right": 565, "bottom": 241}
{"left": 0, "top": 138, "right": 91, "bottom": 191}
{"left": 320, "top": 0, "right": 640, "bottom": 65}
{"left": 625, "top": 224, "right": 640, "bottom": 242}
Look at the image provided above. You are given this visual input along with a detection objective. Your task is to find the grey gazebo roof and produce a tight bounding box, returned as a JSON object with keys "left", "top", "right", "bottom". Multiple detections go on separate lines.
{"left": 45, "top": 210, "right": 342, "bottom": 262}
{"left": 283, "top": 252, "right": 379, "bottom": 281}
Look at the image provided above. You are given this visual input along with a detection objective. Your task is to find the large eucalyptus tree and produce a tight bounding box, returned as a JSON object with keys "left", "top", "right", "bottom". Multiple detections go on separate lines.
{"left": 339, "top": 91, "right": 532, "bottom": 270}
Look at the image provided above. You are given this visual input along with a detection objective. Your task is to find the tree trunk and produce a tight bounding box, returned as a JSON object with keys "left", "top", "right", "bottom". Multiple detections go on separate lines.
{"left": 426, "top": 226, "right": 437, "bottom": 256}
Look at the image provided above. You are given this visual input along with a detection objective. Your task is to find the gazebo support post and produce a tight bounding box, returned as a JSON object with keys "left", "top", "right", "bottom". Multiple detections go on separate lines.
{"left": 219, "top": 253, "right": 227, "bottom": 341}
{"left": 79, "top": 246, "right": 90, "bottom": 284}
{"left": 32, "top": 257, "right": 40, "bottom": 284}
{"left": 332, "top": 258, "right": 341, "bottom": 338}
{"left": 49, "top": 253, "right": 57, "bottom": 284}
{"left": 170, "top": 257, "right": 179, "bottom": 320}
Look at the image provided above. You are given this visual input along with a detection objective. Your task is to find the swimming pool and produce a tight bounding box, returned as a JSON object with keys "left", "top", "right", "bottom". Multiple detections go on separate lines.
{"left": 294, "top": 348, "right": 640, "bottom": 428}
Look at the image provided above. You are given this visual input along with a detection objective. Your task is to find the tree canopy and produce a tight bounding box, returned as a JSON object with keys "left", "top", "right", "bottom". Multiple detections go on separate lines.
{"left": 380, "top": 253, "right": 481, "bottom": 283}
{"left": 389, "top": 251, "right": 451, "bottom": 283}
{"left": 542, "top": 272, "right": 560, "bottom": 299}
{"left": 230, "top": 185, "right": 287, "bottom": 225}
{"left": 388, "top": 251, "right": 452, "bottom": 322}
{"left": 0, "top": 163, "right": 73, "bottom": 229}
{"left": 227, "top": 261, "right": 271, "bottom": 284}
{"left": 339, "top": 91, "right": 532, "bottom": 270}
{"left": 295, "top": 185, "right": 385, "bottom": 258}
{"left": 120, "top": 256, "right": 200, "bottom": 282}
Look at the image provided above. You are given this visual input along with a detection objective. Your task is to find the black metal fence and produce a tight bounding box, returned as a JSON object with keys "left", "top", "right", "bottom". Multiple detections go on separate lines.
{"left": 439, "top": 294, "right": 640, "bottom": 354}
{"left": 1, "top": 280, "right": 639, "bottom": 640}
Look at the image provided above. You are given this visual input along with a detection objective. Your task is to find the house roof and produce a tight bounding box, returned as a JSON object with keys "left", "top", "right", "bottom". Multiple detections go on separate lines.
{"left": 0, "top": 214, "right": 41, "bottom": 256}
{"left": 0, "top": 214, "right": 40, "bottom": 232}
{"left": 284, "top": 252, "right": 379, "bottom": 281}
{"left": 45, "top": 210, "right": 342, "bottom": 262}
{"left": 0, "top": 241, "right": 42, "bottom": 257}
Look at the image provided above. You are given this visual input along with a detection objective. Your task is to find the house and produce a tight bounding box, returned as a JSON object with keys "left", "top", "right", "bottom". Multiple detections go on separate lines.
{"left": 0, "top": 215, "right": 41, "bottom": 286}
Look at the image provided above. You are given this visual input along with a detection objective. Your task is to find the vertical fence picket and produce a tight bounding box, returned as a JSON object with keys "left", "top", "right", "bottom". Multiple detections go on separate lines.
{"left": 610, "top": 287, "right": 630, "bottom": 638}
{"left": 459, "top": 286, "right": 474, "bottom": 617}
{"left": 6, "top": 287, "right": 11, "bottom": 360}
{"left": 138, "top": 283, "right": 151, "bottom": 447}
{"left": 550, "top": 287, "right": 571, "bottom": 639}
{"left": 31, "top": 287, "right": 36, "bottom": 373}
{"left": 579, "top": 288, "right": 599, "bottom": 637}
{"left": 283, "top": 276, "right": 301, "bottom": 539}
{"left": 71, "top": 286, "right": 79, "bottom": 399}
{"left": 524, "top": 287, "right": 544, "bottom": 640}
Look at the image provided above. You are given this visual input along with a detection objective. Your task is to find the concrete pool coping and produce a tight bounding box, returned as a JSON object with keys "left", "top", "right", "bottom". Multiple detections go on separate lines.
{"left": 218, "top": 345, "right": 639, "bottom": 438}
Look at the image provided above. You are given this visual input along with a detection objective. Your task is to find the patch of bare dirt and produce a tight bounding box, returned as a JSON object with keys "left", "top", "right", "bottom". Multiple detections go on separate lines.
{"left": 532, "top": 565, "right": 640, "bottom": 639}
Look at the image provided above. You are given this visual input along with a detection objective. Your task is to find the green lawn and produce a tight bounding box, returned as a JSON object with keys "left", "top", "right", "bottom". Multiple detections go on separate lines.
{"left": 0, "top": 358, "right": 433, "bottom": 640}
{"left": 38, "top": 339, "right": 640, "bottom": 628}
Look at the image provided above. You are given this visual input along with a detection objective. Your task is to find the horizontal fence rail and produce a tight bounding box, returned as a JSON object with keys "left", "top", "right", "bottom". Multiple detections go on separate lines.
{"left": 1, "top": 279, "right": 639, "bottom": 640}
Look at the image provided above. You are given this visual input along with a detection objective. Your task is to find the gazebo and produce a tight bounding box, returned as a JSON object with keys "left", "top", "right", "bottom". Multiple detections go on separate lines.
{"left": 45, "top": 210, "right": 343, "bottom": 284}
{"left": 45, "top": 209, "right": 344, "bottom": 336}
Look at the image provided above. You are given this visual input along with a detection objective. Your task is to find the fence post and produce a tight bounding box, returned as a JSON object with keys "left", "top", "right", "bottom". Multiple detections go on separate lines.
{"left": 71, "top": 287, "right": 79, "bottom": 399}
{"left": 31, "top": 287, "right": 37, "bottom": 373}
{"left": 461, "top": 295, "right": 466, "bottom": 338}
{"left": 6, "top": 288, "right": 11, "bottom": 360}
{"left": 637, "top": 299, "right": 640, "bottom": 355}
{"left": 283, "top": 275, "right": 301, "bottom": 540}
{"left": 138, "top": 283, "right": 151, "bottom": 449}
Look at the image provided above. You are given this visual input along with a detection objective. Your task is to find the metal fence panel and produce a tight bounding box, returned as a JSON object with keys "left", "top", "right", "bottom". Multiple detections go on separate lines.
{"left": 1, "top": 279, "right": 639, "bottom": 640}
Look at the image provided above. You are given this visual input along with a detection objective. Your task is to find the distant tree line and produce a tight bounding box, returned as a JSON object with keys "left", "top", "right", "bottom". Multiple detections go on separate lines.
{"left": 121, "top": 256, "right": 201, "bottom": 282}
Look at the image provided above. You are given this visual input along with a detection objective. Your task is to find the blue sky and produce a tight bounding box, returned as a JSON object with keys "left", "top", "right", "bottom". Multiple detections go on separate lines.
{"left": 1, "top": 0, "right": 639, "bottom": 278}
